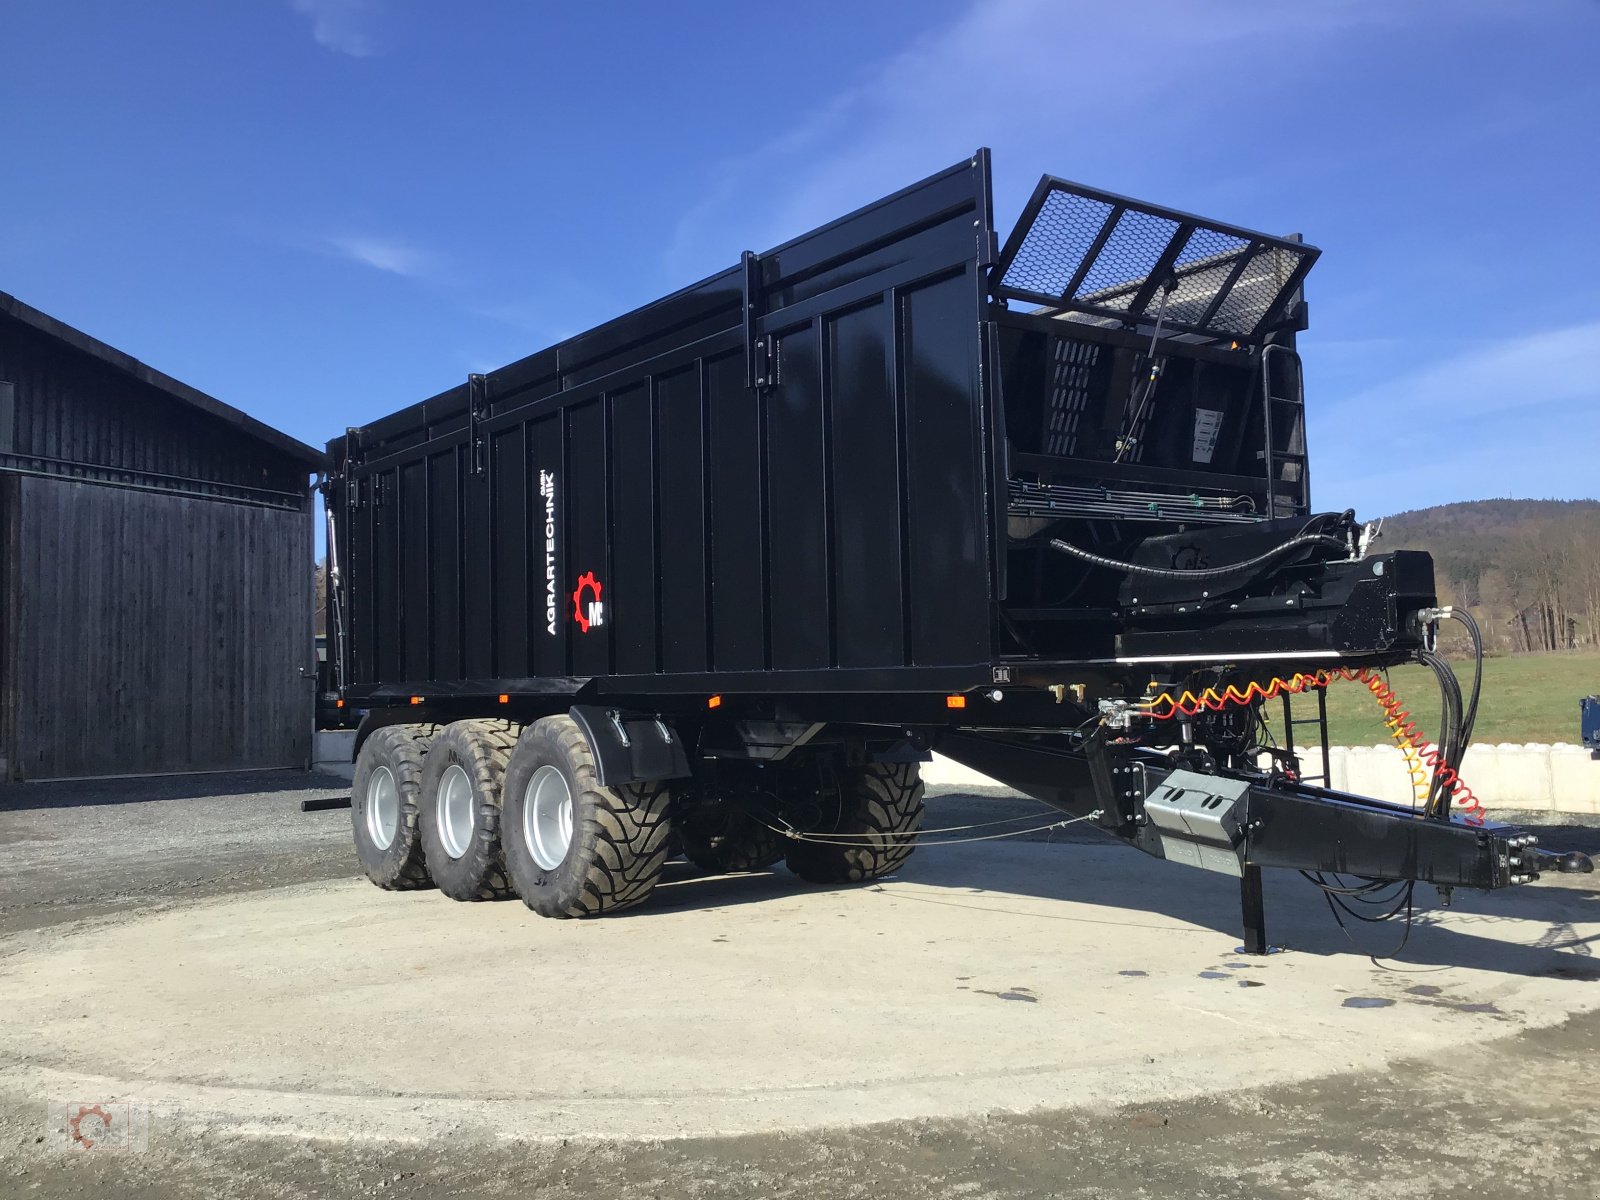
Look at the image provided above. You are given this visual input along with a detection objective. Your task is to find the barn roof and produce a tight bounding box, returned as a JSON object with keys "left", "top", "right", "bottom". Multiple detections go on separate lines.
{"left": 0, "top": 289, "right": 324, "bottom": 468}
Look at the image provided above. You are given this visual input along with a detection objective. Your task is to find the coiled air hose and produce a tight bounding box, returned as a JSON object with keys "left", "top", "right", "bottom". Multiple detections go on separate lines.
{"left": 1139, "top": 668, "right": 1487, "bottom": 825}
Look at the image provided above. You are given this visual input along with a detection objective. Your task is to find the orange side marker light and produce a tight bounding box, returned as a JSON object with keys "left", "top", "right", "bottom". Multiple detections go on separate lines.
{"left": 409, "top": 696, "right": 424, "bottom": 705}
{"left": 707, "top": 695, "right": 722, "bottom": 709}
{"left": 946, "top": 694, "right": 967, "bottom": 709}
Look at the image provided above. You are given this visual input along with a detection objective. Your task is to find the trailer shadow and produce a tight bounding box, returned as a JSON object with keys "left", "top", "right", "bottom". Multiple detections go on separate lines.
{"left": 645, "top": 840, "right": 1600, "bottom": 983}
{"left": 647, "top": 860, "right": 821, "bottom": 912}
{"left": 0, "top": 769, "right": 349, "bottom": 810}
{"left": 887, "top": 843, "right": 1600, "bottom": 982}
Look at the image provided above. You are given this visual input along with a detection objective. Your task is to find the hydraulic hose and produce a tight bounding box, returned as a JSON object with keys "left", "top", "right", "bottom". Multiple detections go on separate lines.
{"left": 1048, "top": 533, "right": 1348, "bottom": 581}
{"left": 1445, "top": 608, "right": 1484, "bottom": 749}
{"left": 1419, "top": 650, "right": 1464, "bottom": 817}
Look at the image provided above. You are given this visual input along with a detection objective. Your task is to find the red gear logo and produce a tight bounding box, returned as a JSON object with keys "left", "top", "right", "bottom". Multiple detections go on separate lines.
{"left": 571, "top": 571, "right": 604, "bottom": 633}
{"left": 68, "top": 1104, "right": 113, "bottom": 1149}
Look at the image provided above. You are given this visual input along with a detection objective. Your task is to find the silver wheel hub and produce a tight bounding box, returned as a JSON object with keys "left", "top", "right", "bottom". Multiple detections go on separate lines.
{"left": 365, "top": 765, "right": 399, "bottom": 851}
{"left": 525, "top": 765, "right": 574, "bottom": 871}
{"left": 437, "top": 764, "right": 475, "bottom": 859}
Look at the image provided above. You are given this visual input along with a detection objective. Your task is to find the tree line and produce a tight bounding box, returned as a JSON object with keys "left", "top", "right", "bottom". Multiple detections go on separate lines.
{"left": 1381, "top": 499, "right": 1600, "bottom": 655}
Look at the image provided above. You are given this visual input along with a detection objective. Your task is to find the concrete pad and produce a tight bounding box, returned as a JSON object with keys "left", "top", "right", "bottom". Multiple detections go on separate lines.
{"left": 2, "top": 843, "right": 1597, "bottom": 1145}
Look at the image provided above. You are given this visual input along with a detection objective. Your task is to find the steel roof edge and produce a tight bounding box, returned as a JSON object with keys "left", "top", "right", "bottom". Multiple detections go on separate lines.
{"left": 0, "top": 289, "right": 325, "bottom": 469}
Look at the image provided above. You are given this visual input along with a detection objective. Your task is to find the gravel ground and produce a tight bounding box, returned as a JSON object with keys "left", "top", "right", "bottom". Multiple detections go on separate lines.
{"left": 1, "top": 772, "right": 1598, "bottom": 1199}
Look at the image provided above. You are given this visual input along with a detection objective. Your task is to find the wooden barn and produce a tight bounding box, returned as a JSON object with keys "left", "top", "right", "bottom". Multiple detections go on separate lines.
{"left": 0, "top": 290, "right": 323, "bottom": 780}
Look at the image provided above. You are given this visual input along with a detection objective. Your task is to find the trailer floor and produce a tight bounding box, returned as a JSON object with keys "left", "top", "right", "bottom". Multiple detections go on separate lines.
{"left": 1, "top": 772, "right": 1598, "bottom": 1198}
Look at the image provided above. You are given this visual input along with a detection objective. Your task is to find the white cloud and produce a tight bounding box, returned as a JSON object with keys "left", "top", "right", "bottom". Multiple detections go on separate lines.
{"left": 661, "top": 0, "right": 1425, "bottom": 279}
{"left": 291, "top": 0, "right": 381, "bottom": 58}
{"left": 322, "top": 233, "right": 438, "bottom": 279}
{"left": 1327, "top": 321, "right": 1600, "bottom": 421}
{"left": 1311, "top": 321, "right": 1600, "bottom": 513}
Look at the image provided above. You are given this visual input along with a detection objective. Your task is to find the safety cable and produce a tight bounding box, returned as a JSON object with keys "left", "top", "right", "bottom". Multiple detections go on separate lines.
{"left": 759, "top": 809, "right": 1104, "bottom": 849}
{"left": 764, "top": 806, "right": 1084, "bottom": 840}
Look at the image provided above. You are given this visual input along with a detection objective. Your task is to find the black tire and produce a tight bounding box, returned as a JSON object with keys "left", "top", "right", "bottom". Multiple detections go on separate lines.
{"left": 351, "top": 723, "right": 441, "bottom": 890}
{"left": 786, "top": 762, "right": 925, "bottom": 884}
{"left": 417, "top": 719, "right": 521, "bottom": 901}
{"left": 501, "top": 715, "right": 673, "bottom": 918}
{"left": 680, "top": 808, "right": 785, "bottom": 874}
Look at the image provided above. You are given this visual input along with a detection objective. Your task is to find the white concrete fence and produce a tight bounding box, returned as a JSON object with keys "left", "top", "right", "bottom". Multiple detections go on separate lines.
{"left": 316, "top": 729, "right": 1600, "bottom": 816}
{"left": 924, "top": 744, "right": 1600, "bottom": 816}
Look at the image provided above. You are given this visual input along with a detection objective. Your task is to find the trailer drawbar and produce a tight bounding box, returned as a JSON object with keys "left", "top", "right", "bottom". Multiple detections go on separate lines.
{"left": 323, "top": 150, "right": 1590, "bottom": 950}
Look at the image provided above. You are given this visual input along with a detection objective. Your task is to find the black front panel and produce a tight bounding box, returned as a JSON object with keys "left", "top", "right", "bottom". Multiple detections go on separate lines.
{"left": 655, "top": 366, "right": 708, "bottom": 674}
{"left": 399, "top": 459, "right": 428, "bottom": 680}
{"left": 609, "top": 383, "right": 656, "bottom": 675}
{"left": 828, "top": 298, "right": 904, "bottom": 669}
{"left": 707, "top": 350, "right": 765, "bottom": 672}
{"left": 427, "top": 446, "right": 462, "bottom": 682}
{"left": 491, "top": 424, "right": 527, "bottom": 676}
{"left": 902, "top": 271, "right": 990, "bottom": 666}
{"left": 766, "top": 321, "right": 830, "bottom": 671}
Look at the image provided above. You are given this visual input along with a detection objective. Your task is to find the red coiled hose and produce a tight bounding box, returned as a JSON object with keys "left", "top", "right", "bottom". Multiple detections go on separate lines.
{"left": 1139, "top": 666, "right": 1486, "bottom": 826}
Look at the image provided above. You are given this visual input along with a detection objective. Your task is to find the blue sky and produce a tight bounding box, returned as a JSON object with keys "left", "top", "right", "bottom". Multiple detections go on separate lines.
{"left": 2, "top": 0, "right": 1597, "bottom": 518}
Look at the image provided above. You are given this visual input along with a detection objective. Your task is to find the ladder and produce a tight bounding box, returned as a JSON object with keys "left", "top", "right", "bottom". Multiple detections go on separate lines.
{"left": 1279, "top": 687, "right": 1331, "bottom": 785}
{"left": 1259, "top": 345, "right": 1310, "bottom": 517}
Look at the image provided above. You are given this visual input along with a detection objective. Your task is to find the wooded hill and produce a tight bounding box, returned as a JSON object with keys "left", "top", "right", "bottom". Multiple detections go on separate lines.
{"left": 1374, "top": 499, "right": 1600, "bottom": 654}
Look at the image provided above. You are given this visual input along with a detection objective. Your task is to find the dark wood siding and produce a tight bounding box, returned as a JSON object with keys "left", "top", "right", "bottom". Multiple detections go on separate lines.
{"left": 0, "top": 316, "right": 306, "bottom": 497}
{"left": 7, "top": 477, "right": 311, "bottom": 779}
{"left": 0, "top": 306, "right": 317, "bottom": 781}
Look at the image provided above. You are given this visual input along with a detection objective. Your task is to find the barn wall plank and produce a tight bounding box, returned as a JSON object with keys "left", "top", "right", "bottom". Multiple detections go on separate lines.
{"left": 10, "top": 477, "right": 312, "bottom": 779}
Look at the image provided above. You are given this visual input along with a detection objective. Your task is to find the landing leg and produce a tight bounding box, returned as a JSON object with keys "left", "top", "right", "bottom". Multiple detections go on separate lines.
{"left": 1239, "top": 863, "right": 1269, "bottom": 954}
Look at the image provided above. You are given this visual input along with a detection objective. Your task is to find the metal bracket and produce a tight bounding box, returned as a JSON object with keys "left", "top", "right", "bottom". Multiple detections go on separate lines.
{"left": 608, "top": 709, "right": 631, "bottom": 749}
{"left": 742, "top": 251, "right": 774, "bottom": 391}
{"left": 343, "top": 428, "right": 363, "bottom": 508}
{"left": 467, "top": 373, "right": 489, "bottom": 476}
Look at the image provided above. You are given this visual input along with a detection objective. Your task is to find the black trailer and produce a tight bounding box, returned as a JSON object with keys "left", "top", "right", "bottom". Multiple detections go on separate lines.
{"left": 324, "top": 150, "right": 1588, "bottom": 940}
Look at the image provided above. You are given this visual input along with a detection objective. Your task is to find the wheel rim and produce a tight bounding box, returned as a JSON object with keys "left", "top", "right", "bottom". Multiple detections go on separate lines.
{"left": 365, "top": 765, "right": 399, "bottom": 850}
{"left": 524, "top": 765, "right": 574, "bottom": 871}
{"left": 437, "top": 764, "right": 475, "bottom": 859}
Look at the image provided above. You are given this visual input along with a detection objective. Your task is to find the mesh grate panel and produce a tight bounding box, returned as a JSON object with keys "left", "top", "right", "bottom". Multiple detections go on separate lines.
{"left": 1208, "top": 245, "right": 1299, "bottom": 334}
{"left": 1072, "top": 209, "right": 1181, "bottom": 301}
{"left": 994, "top": 177, "right": 1318, "bottom": 342}
{"left": 999, "top": 190, "right": 1115, "bottom": 298}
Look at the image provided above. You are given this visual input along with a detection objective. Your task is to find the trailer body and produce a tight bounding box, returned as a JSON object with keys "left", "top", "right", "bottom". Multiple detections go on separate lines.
{"left": 329, "top": 153, "right": 1385, "bottom": 706}
{"left": 325, "top": 151, "right": 1587, "bottom": 942}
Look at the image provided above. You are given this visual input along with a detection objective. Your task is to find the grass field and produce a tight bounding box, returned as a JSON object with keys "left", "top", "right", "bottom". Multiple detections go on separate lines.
{"left": 1259, "top": 651, "right": 1600, "bottom": 748}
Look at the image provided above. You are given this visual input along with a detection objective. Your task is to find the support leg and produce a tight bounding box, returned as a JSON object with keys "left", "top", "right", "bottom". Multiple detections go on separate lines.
{"left": 1239, "top": 863, "right": 1269, "bottom": 954}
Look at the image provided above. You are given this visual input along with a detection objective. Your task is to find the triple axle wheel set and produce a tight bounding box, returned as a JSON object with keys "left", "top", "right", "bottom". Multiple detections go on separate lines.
{"left": 349, "top": 716, "right": 926, "bottom": 917}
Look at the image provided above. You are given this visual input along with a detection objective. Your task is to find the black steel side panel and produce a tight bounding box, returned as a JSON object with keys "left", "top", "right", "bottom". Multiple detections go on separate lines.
{"left": 330, "top": 155, "right": 996, "bottom": 698}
